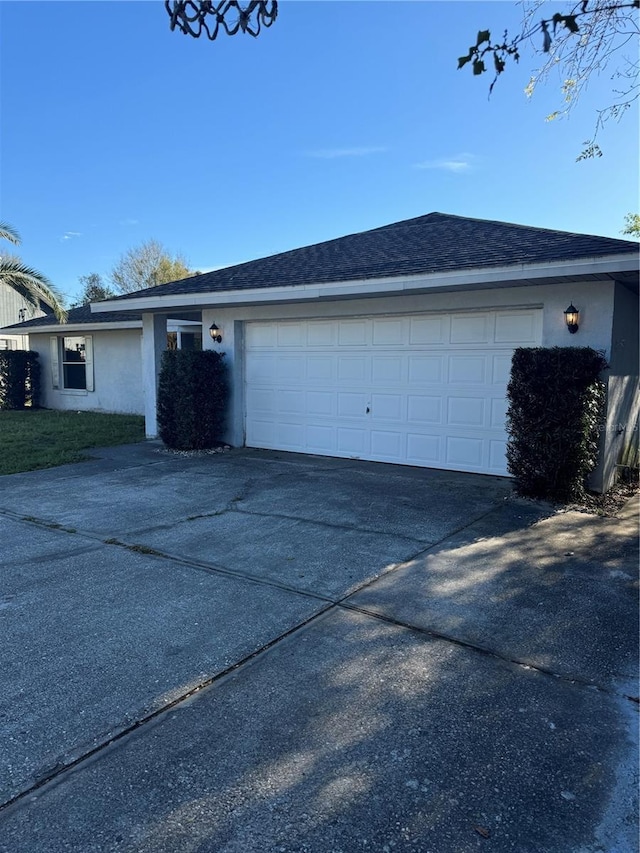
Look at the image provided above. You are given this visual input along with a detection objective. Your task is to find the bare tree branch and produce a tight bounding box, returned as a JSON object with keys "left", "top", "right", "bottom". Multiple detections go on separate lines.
{"left": 458, "top": 0, "right": 639, "bottom": 157}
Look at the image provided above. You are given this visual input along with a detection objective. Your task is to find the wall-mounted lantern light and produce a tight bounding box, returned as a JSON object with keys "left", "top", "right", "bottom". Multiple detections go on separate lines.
{"left": 564, "top": 303, "right": 580, "bottom": 334}
{"left": 209, "top": 323, "right": 222, "bottom": 343}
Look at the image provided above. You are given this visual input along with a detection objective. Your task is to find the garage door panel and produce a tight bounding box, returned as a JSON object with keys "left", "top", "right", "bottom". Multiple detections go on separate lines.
{"left": 276, "top": 422, "right": 305, "bottom": 448}
{"left": 247, "top": 388, "right": 275, "bottom": 414}
{"left": 277, "top": 390, "right": 305, "bottom": 415}
{"left": 245, "top": 323, "right": 276, "bottom": 348}
{"left": 490, "top": 439, "right": 508, "bottom": 470}
{"left": 492, "top": 354, "right": 513, "bottom": 384}
{"left": 307, "top": 321, "right": 335, "bottom": 347}
{"left": 495, "top": 311, "right": 540, "bottom": 344}
{"left": 246, "top": 353, "right": 276, "bottom": 382}
{"left": 307, "top": 356, "right": 334, "bottom": 381}
{"left": 372, "top": 355, "right": 404, "bottom": 383}
{"left": 372, "top": 318, "right": 405, "bottom": 345}
{"left": 410, "top": 315, "right": 447, "bottom": 344}
{"left": 447, "top": 397, "right": 485, "bottom": 428}
{"left": 371, "top": 393, "right": 403, "bottom": 421}
{"left": 245, "top": 310, "right": 542, "bottom": 475}
{"left": 338, "top": 320, "right": 367, "bottom": 346}
{"left": 407, "top": 433, "right": 441, "bottom": 464}
{"left": 371, "top": 430, "right": 403, "bottom": 460}
{"left": 407, "top": 395, "right": 442, "bottom": 424}
{"left": 307, "top": 391, "right": 334, "bottom": 416}
{"left": 408, "top": 355, "right": 444, "bottom": 384}
{"left": 490, "top": 397, "right": 508, "bottom": 429}
{"left": 338, "top": 357, "right": 368, "bottom": 381}
{"left": 276, "top": 323, "right": 305, "bottom": 347}
{"left": 246, "top": 419, "right": 277, "bottom": 446}
{"left": 450, "top": 313, "right": 492, "bottom": 344}
{"left": 446, "top": 435, "right": 484, "bottom": 468}
{"left": 337, "top": 427, "right": 367, "bottom": 455}
{"left": 448, "top": 354, "right": 487, "bottom": 384}
{"left": 338, "top": 392, "right": 368, "bottom": 417}
{"left": 276, "top": 357, "right": 305, "bottom": 381}
{"left": 307, "top": 424, "right": 335, "bottom": 452}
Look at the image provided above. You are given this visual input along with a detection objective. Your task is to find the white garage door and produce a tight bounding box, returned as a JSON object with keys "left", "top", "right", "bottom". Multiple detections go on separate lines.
{"left": 245, "top": 310, "right": 542, "bottom": 475}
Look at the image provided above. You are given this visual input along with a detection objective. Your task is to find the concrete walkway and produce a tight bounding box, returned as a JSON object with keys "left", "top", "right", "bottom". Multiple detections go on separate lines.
{"left": 0, "top": 443, "right": 637, "bottom": 852}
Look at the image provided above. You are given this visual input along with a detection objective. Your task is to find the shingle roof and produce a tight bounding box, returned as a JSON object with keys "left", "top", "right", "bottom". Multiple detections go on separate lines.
{"left": 2, "top": 303, "right": 141, "bottom": 331}
{"left": 109, "top": 211, "right": 639, "bottom": 301}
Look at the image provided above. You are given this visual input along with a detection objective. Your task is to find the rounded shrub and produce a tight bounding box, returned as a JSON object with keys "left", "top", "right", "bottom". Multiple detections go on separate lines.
{"left": 506, "top": 346, "right": 608, "bottom": 502}
{"left": 157, "top": 350, "right": 229, "bottom": 450}
{"left": 0, "top": 350, "right": 40, "bottom": 409}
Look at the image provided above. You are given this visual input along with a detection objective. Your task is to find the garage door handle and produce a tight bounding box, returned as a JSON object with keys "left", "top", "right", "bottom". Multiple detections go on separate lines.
{"left": 366, "top": 406, "right": 370, "bottom": 414}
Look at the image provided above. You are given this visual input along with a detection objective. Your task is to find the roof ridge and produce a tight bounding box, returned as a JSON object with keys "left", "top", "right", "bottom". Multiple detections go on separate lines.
{"left": 364, "top": 211, "right": 638, "bottom": 244}
{"left": 87, "top": 212, "right": 639, "bottom": 304}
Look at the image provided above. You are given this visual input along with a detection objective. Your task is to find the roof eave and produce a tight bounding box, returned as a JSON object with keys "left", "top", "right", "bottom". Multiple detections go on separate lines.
{"left": 0, "top": 320, "right": 144, "bottom": 335}
{"left": 91, "top": 253, "right": 639, "bottom": 314}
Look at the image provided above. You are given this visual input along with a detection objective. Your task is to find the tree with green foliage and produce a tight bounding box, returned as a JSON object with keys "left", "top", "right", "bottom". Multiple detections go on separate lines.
{"left": 458, "top": 0, "right": 639, "bottom": 159}
{"left": 0, "top": 222, "right": 66, "bottom": 322}
{"left": 71, "top": 273, "right": 117, "bottom": 307}
{"left": 110, "top": 239, "right": 195, "bottom": 294}
{"left": 622, "top": 213, "right": 640, "bottom": 237}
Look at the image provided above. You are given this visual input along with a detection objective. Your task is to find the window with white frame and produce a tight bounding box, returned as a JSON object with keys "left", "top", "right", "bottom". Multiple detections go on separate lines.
{"left": 50, "top": 335, "right": 94, "bottom": 391}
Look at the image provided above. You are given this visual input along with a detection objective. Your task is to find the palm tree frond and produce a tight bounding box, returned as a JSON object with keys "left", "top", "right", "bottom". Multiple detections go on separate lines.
{"left": 0, "top": 258, "right": 67, "bottom": 322}
{"left": 0, "top": 222, "right": 22, "bottom": 246}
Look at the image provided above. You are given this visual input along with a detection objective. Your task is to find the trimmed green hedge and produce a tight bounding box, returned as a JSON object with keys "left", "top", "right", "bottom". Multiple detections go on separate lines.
{"left": 0, "top": 350, "right": 40, "bottom": 410}
{"left": 157, "top": 350, "right": 229, "bottom": 450}
{"left": 506, "top": 347, "right": 608, "bottom": 501}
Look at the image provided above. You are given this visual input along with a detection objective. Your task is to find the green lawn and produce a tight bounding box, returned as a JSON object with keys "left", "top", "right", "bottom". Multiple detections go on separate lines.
{"left": 0, "top": 409, "right": 145, "bottom": 475}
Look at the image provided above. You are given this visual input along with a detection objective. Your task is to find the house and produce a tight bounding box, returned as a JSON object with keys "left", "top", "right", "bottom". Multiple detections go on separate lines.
{"left": 2, "top": 303, "right": 202, "bottom": 415}
{"left": 0, "top": 281, "right": 54, "bottom": 351}
{"left": 5, "top": 213, "right": 639, "bottom": 490}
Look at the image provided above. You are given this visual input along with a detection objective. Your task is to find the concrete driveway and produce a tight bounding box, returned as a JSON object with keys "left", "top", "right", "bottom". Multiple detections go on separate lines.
{"left": 0, "top": 443, "right": 637, "bottom": 852}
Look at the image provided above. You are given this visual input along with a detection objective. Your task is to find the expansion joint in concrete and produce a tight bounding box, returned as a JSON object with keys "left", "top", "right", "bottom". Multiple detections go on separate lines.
{"left": 226, "top": 505, "right": 432, "bottom": 546}
{"left": 0, "top": 605, "right": 333, "bottom": 816}
{"left": 339, "top": 602, "right": 638, "bottom": 704}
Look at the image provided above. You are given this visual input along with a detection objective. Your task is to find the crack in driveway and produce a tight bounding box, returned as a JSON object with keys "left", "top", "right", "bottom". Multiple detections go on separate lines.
{"left": 2, "top": 577, "right": 633, "bottom": 817}
{"left": 2, "top": 494, "right": 634, "bottom": 819}
{"left": 0, "top": 463, "right": 634, "bottom": 846}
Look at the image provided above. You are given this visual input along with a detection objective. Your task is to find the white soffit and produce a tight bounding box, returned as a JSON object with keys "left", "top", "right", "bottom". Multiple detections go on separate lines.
{"left": 0, "top": 321, "right": 143, "bottom": 335}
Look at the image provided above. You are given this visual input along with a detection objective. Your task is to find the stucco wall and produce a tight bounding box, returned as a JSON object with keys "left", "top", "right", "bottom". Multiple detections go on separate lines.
{"left": 31, "top": 329, "right": 144, "bottom": 414}
{"left": 201, "top": 279, "right": 617, "bottom": 452}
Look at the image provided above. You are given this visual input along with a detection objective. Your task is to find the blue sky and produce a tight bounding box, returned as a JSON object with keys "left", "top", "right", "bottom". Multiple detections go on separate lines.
{"left": 1, "top": 1, "right": 638, "bottom": 305}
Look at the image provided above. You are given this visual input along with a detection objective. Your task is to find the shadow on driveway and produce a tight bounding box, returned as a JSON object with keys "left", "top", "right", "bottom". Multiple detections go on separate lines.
{"left": 0, "top": 445, "right": 637, "bottom": 852}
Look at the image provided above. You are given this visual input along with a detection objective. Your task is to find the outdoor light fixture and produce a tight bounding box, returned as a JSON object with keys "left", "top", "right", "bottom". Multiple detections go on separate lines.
{"left": 165, "top": 0, "right": 278, "bottom": 40}
{"left": 209, "top": 323, "right": 222, "bottom": 343}
{"left": 564, "top": 304, "right": 580, "bottom": 334}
